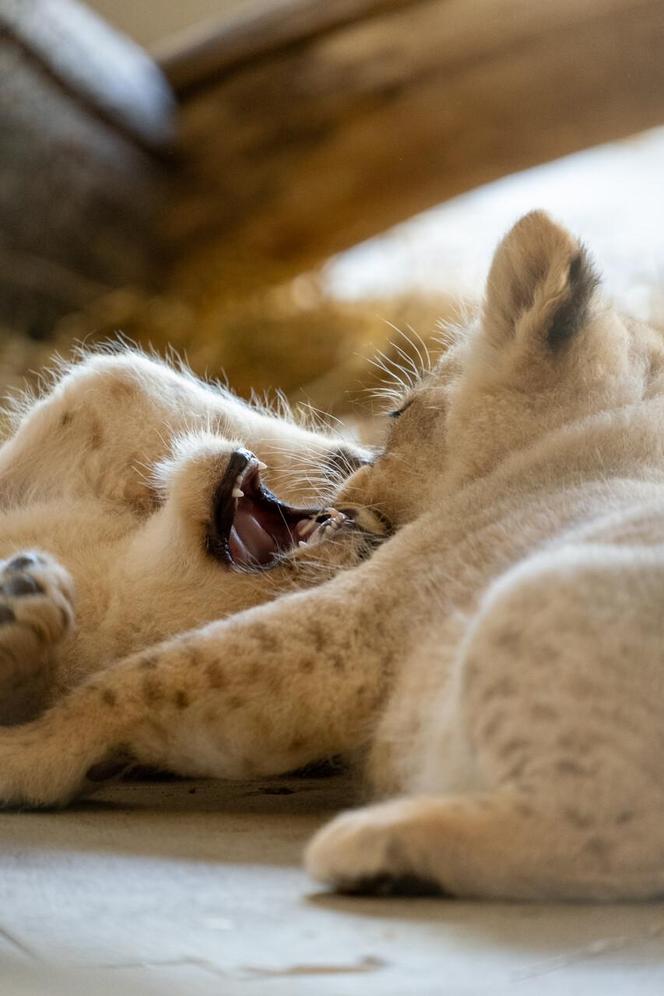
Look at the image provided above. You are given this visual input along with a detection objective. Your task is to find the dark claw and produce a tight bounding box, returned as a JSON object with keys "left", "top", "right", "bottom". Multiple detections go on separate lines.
{"left": 3, "top": 574, "right": 44, "bottom": 597}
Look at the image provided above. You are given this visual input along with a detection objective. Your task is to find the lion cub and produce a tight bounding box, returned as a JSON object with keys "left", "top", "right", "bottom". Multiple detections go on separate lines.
{"left": 2, "top": 212, "right": 664, "bottom": 903}
{"left": 0, "top": 349, "right": 372, "bottom": 726}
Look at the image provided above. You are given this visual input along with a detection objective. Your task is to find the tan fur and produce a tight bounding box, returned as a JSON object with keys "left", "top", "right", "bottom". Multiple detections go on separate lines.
{"left": 2, "top": 212, "right": 664, "bottom": 902}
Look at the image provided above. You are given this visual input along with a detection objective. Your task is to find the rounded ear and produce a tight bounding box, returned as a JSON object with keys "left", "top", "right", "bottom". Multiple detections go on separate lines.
{"left": 482, "top": 211, "right": 599, "bottom": 353}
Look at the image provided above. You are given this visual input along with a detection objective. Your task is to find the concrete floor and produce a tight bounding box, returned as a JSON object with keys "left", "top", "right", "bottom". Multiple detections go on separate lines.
{"left": 2, "top": 774, "right": 664, "bottom": 996}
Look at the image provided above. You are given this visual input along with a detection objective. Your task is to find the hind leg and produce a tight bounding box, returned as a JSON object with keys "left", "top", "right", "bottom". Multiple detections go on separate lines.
{"left": 305, "top": 789, "right": 664, "bottom": 901}
{"left": 0, "top": 552, "right": 75, "bottom": 724}
{"left": 308, "top": 549, "right": 664, "bottom": 901}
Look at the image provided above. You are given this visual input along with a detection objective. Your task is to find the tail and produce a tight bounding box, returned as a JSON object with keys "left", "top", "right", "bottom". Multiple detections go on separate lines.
{"left": 305, "top": 792, "right": 664, "bottom": 901}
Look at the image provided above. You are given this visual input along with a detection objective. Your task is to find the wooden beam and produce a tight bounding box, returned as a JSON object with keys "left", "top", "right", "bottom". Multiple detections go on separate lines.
{"left": 161, "top": 0, "right": 664, "bottom": 300}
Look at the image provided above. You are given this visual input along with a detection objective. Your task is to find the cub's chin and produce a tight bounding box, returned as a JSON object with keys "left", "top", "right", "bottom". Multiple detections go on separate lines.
{"left": 205, "top": 447, "right": 386, "bottom": 573}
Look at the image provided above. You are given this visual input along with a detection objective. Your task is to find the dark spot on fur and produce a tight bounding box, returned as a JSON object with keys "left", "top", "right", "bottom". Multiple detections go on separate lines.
{"left": 89, "top": 419, "right": 104, "bottom": 450}
{"left": 142, "top": 675, "right": 163, "bottom": 703}
{"left": 268, "top": 672, "right": 283, "bottom": 694}
{"left": 499, "top": 737, "right": 529, "bottom": 759}
{"left": 557, "top": 732, "right": 595, "bottom": 753}
{"left": 289, "top": 736, "right": 306, "bottom": 752}
{"left": 206, "top": 662, "right": 226, "bottom": 689}
{"left": 531, "top": 703, "right": 558, "bottom": 721}
{"left": 101, "top": 688, "right": 117, "bottom": 707}
{"left": 564, "top": 807, "right": 594, "bottom": 829}
{"left": 139, "top": 656, "right": 157, "bottom": 670}
{"left": 226, "top": 694, "right": 245, "bottom": 710}
{"left": 505, "top": 758, "right": 528, "bottom": 780}
{"left": 514, "top": 800, "right": 535, "bottom": 818}
{"left": 332, "top": 654, "right": 345, "bottom": 672}
{"left": 300, "top": 658, "right": 315, "bottom": 674}
{"left": 583, "top": 835, "right": 613, "bottom": 862}
{"left": 537, "top": 645, "right": 560, "bottom": 665}
{"left": 494, "top": 628, "right": 522, "bottom": 653}
{"left": 60, "top": 411, "right": 74, "bottom": 427}
{"left": 615, "top": 809, "right": 635, "bottom": 825}
{"left": 556, "top": 758, "right": 586, "bottom": 777}
{"left": 309, "top": 623, "right": 325, "bottom": 653}
{"left": 174, "top": 690, "right": 190, "bottom": 709}
{"left": 0, "top": 604, "right": 15, "bottom": 625}
{"left": 547, "top": 248, "right": 599, "bottom": 349}
{"left": 465, "top": 655, "right": 481, "bottom": 681}
{"left": 245, "top": 661, "right": 261, "bottom": 683}
{"left": 477, "top": 711, "right": 506, "bottom": 742}
{"left": 481, "top": 676, "right": 516, "bottom": 702}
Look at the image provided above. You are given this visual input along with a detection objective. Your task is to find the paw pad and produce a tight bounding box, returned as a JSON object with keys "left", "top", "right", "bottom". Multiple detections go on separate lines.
{"left": 6, "top": 554, "right": 45, "bottom": 572}
{"left": 2, "top": 574, "right": 44, "bottom": 597}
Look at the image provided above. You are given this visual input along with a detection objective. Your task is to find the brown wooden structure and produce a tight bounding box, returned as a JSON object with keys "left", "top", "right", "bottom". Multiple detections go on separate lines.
{"left": 3, "top": 0, "right": 664, "bottom": 337}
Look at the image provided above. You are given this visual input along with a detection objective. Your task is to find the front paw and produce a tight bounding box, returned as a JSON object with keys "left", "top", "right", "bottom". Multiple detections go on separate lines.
{"left": 0, "top": 551, "right": 75, "bottom": 651}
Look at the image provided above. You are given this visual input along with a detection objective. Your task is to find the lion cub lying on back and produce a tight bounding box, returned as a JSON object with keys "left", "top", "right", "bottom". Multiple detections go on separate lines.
{"left": 2, "top": 211, "right": 664, "bottom": 903}
{"left": 0, "top": 350, "right": 374, "bottom": 726}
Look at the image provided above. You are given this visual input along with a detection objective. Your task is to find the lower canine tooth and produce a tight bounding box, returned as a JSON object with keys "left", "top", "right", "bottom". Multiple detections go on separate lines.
{"left": 232, "top": 488, "right": 244, "bottom": 498}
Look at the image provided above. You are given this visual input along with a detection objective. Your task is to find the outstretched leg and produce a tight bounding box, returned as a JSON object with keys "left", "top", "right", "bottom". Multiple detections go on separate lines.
{"left": 0, "top": 549, "right": 402, "bottom": 806}
{"left": 0, "top": 552, "right": 75, "bottom": 725}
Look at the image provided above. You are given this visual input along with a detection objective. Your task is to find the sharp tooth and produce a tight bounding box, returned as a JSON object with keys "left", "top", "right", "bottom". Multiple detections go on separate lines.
{"left": 298, "top": 541, "right": 308, "bottom": 548}
{"left": 232, "top": 488, "right": 244, "bottom": 498}
{"left": 256, "top": 461, "right": 268, "bottom": 471}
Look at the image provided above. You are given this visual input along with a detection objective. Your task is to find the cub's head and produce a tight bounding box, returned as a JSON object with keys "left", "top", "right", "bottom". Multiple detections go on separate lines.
{"left": 340, "top": 211, "right": 664, "bottom": 527}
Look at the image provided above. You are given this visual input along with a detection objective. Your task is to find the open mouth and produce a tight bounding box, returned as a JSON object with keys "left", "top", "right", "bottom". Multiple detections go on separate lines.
{"left": 206, "top": 449, "right": 334, "bottom": 570}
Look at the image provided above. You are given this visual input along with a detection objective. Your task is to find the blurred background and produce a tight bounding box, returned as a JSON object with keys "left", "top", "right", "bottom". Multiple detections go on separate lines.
{"left": 2, "top": 0, "right": 664, "bottom": 425}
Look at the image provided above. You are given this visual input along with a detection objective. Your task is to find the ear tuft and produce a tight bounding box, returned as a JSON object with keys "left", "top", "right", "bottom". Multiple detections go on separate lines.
{"left": 483, "top": 211, "right": 600, "bottom": 352}
{"left": 546, "top": 246, "right": 599, "bottom": 349}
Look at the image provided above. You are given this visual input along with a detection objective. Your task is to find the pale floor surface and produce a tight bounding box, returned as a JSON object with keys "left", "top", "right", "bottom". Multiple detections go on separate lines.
{"left": 2, "top": 774, "right": 664, "bottom": 996}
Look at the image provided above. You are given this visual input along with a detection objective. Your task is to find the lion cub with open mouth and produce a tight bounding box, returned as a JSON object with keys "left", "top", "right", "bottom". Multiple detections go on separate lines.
{"left": 2, "top": 211, "right": 664, "bottom": 903}
{"left": 0, "top": 350, "right": 376, "bottom": 728}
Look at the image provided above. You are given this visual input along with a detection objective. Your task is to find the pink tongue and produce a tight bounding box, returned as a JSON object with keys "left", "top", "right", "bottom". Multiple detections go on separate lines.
{"left": 231, "top": 509, "right": 277, "bottom": 564}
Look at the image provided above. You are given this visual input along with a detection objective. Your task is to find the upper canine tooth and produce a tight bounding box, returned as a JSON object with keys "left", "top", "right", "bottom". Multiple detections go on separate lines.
{"left": 256, "top": 461, "right": 268, "bottom": 471}
{"left": 232, "top": 487, "right": 244, "bottom": 498}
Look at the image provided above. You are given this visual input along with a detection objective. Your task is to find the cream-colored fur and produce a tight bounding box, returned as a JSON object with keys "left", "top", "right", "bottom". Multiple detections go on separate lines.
{"left": 0, "top": 349, "right": 373, "bottom": 725}
{"left": 2, "top": 212, "right": 664, "bottom": 902}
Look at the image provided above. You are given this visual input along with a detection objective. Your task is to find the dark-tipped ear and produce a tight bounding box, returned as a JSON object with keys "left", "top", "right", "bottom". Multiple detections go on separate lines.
{"left": 483, "top": 211, "right": 599, "bottom": 352}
